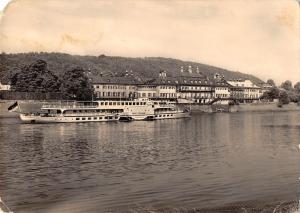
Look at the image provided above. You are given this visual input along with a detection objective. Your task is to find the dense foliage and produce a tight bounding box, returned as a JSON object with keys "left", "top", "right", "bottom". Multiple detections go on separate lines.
{"left": 10, "top": 60, "right": 60, "bottom": 92}
{"left": 278, "top": 90, "right": 290, "bottom": 105}
{"left": 262, "top": 80, "right": 300, "bottom": 105}
{"left": 59, "top": 67, "right": 94, "bottom": 100}
{"left": 280, "top": 80, "right": 293, "bottom": 91}
{"left": 0, "top": 52, "right": 264, "bottom": 84}
{"left": 9, "top": 60, "right": 94, "bottom": 100}
{"left": 266, "top": 79, "right": 276, "bottom": 87}
{"left": 294, "top": 82, "right": 300, "bottom": 93}
{"left": 262, "top": 87, "right": 280, "bottom": 100}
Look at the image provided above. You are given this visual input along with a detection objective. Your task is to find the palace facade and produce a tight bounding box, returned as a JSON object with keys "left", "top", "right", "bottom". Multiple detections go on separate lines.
{"left": 91, "top": 66, "right": 269, "bottom": 104}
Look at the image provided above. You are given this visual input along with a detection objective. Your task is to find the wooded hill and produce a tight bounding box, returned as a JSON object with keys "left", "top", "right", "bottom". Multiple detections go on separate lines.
{"left": 0, "top": 52, "right": 263, "bottom": 84}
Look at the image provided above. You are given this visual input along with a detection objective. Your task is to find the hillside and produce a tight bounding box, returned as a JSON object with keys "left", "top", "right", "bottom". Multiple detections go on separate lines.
{"left": 0, "top": 52, "right": 264, "bottom": 84}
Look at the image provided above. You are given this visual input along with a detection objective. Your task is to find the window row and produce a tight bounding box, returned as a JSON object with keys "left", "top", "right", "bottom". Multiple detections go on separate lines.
{"left": 180, "top": 86, "right": 212, "bottom": 91}
{"left": 75, "top": 116, "right": 118, "bottom": 121}
{"left": 94, "top": 85, "right": 136, "bottom": 90}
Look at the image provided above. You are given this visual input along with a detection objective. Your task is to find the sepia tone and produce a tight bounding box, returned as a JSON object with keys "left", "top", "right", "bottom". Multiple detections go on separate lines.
{"left": 0, "top": 0, "right": 300, "bottom": 213}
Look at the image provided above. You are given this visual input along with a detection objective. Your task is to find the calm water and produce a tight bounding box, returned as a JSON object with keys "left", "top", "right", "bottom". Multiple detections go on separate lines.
{"left": 0, "top": 111, "right": 300, "bottom": 213}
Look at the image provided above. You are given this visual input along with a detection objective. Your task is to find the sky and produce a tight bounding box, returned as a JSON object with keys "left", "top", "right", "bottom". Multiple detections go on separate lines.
{"left": 0, "top": 0, "right": 299, "bottom": 84}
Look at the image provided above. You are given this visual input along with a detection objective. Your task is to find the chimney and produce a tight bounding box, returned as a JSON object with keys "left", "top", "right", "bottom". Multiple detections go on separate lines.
{"left": 159, "top": 70, "right": 167, "bottom": 78}
{"left": 180, "top": 66, "right": 184, "bottom": 73}
{"left": 196, "top": 66, "right": 199, "bottom": 74}
{"left": 100, "top": 72, "right": 103, "bottom": 77}
{"left": 188, "top": 65, "right": 192, "bottom": 73}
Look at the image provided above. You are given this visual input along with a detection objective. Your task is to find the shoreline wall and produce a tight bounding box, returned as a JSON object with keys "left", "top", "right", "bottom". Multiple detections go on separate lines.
{"left": 230, "top": 102, "right": 300, "bottom": 112}
{"left": 0, "top": 100, "right": 45, "bottom": 117}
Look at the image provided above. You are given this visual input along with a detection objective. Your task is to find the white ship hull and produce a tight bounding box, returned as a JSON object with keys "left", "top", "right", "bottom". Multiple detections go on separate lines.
{"left": 20, "top": 114, "right": 119, "bottom": 123}
{"left": 153, "top": 111, "right": 190, "bottom": 120}
{"left": 15, "top": 99, "right": 190, "bottom": 123}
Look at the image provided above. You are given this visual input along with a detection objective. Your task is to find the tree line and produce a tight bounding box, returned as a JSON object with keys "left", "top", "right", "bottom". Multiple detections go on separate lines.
{"left": 9, "top": 60, "right": 94, "bottom": 100}
{"left": 262, "top": 79, "right": 300, "bottom": 106}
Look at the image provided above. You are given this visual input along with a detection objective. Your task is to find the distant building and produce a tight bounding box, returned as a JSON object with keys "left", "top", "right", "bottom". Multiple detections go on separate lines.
{"left": 227, "top": 79, "right": 262, "bottom": 102}
{"left": 0, "top": 81, "right": 11, "bottom": 91}
{"left": 92, "top": 76, "right": 141, "bottom": 99}
{"left": 258, "top": 82, "right": 273, "bottom": 95}
{"left": 137, "top": 85, "right": 158, "bottom": 99}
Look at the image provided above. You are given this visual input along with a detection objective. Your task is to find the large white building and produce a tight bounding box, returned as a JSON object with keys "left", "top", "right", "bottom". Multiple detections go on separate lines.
{"left": 227, "top": 79, "right": 262, "bottom": 102}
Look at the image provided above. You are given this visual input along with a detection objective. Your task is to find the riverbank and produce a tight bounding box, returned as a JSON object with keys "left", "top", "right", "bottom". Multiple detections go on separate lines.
{"left": 188, "top": 102, "right": 300, "bottom": 113}
{"left": 230, "top": 102, "right": 300, "bottom": 112}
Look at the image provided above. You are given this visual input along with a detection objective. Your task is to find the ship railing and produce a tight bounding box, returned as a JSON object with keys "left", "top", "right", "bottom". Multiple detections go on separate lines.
{"left": 42, "top": 104, "right": 98, "bottom": 109}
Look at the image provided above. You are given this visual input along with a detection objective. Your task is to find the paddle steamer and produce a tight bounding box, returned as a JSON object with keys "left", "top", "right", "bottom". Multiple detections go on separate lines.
{"left": 10, "top": 99, "right": 190, "bottom": 123}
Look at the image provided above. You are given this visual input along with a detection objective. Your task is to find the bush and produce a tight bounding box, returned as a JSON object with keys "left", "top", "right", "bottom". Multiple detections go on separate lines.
{"left": 278, "top": 90, "right": 290, "bottom": 105}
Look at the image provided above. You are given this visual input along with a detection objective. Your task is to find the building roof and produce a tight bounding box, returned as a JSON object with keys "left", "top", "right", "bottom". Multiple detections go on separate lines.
{"left": 92, "top": 76, "right": 143, "bottom": 85}
{"left": 144, "top": 76, "right": 231, "bottom": 87}
{"left": 92, "top": 72, "right": 231, "bottom": 87}
{"left": 227, "top": 79, "right": 261, "bottom": 89}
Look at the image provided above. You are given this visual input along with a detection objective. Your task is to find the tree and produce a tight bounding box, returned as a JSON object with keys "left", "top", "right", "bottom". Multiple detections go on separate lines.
{"left": 278, "top": 90, "right": 290, "bottom": 105}
{"left": 266, "top": 79, "right": 276, "bottom": 87}
{"left": 10, "top": 60, "right": 60, "bottom": 92}
{"left": 262, "top": 87, "right": 280, "bottom": 101}
{"left": 59, "top": 67, "right": 94, "bottom": 100}
{"left": 280, "top": 80, "right": 293, "bottom": 91}
{"left": 286, "top": 90, "right": 299, "bottom": 102}
{"left": 294, "top": 82, "right": 300, "bottom": 93}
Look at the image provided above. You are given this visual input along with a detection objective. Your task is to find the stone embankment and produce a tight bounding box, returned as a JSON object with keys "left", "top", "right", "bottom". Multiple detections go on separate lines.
{"left": 0, "top": 100, "right": 45, "bottom": 117}
{"left": 229, "top": 102, "right": 300, "bottom": 112}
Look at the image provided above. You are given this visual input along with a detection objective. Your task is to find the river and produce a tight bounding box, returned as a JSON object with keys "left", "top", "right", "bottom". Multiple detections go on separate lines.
{"left": 0, "top": 111, "right": 300, "bottom": 212}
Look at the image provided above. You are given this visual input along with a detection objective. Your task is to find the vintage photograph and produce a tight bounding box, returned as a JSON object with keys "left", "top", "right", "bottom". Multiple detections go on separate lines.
{"left": 0, "top": 0, "right": 300, "bottom": 212}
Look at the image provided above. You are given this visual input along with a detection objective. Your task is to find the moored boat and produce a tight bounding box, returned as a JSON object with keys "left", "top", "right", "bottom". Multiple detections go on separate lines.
{"left": 9, "top": 99, "right": 190, "bottom": 123}
{"left": 153, "top": 101, "right": 191, "bottom": 120}
{"left": 19, "top": 101, "right": 121, "bottom": 123}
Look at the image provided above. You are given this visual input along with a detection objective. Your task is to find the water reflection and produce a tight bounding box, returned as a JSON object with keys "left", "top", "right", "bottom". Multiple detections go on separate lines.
{"left": 0, "top": 111, "right": 300, "bottom": 212}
